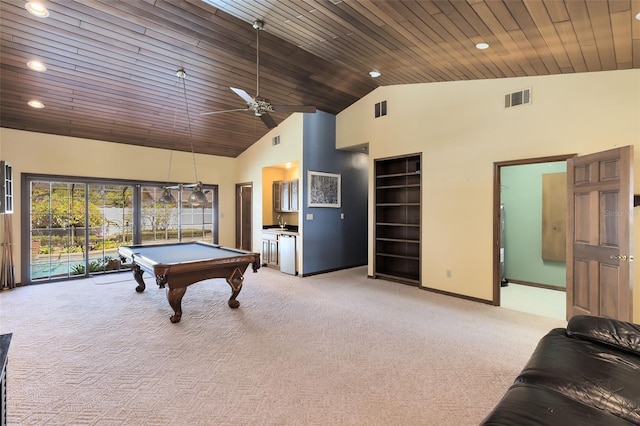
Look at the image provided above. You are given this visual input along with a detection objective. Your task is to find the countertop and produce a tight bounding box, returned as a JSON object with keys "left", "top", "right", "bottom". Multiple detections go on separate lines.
{"left": 262, "top": 227, "right": 299, "bottom": 236}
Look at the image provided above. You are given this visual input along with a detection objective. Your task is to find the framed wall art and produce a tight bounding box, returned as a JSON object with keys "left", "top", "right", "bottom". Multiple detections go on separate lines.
{"left": 307, "top": 171, "right": 341, "bottom": 208}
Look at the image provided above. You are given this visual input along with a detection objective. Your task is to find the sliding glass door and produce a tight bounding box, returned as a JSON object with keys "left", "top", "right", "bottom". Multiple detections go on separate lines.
{"left": 30, "top": 180, "right": 88, "bottom": 280}
{"left": 24, "top": 175, "right": 218, "bottom": 284}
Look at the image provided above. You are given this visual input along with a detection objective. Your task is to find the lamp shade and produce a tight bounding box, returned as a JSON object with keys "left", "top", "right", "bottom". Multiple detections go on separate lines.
{"left": 159, "top": 187, "right": 176, "bottom": 204}
{"left": 188, "top": 183, "right": 207, "bottom": 207}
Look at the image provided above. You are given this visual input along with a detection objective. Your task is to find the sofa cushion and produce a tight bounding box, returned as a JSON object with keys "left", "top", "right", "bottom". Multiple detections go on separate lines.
{"left": 513, "top": 328, "right": 640, "bottom": 424}
{"left": 567, "top": 315, "right": 640, "bottom": 356}
{"left": 481, "top": 384, "right": 635, "bottom": 425}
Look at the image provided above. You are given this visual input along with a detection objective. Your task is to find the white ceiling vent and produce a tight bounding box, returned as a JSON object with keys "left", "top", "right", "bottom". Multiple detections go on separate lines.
{"left": 505, "top": 88, "right": 531, "bottom": 108}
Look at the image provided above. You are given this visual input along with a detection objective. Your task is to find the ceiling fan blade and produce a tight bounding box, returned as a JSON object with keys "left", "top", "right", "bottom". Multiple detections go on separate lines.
{"left": 230, "top": 87, "right": 256, "bottom": 105}
{"left": 200, "top": 108, "right": 249, "bottom": 116}
{"left": 271, "top": 105, "right": 317, "bottom": 113}
{"left": 259, "top": 112, "right": 278, "bottom": 129}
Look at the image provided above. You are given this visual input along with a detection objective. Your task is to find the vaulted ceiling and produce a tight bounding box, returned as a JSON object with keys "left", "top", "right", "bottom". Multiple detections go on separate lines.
{"left": 1, "top": 0, "right": 639, "bottom": 157}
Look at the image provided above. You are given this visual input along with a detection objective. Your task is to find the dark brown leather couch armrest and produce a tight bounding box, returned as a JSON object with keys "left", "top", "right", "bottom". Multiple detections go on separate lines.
{"left": 567, "top": 315, "right": 640, "bottom": 356}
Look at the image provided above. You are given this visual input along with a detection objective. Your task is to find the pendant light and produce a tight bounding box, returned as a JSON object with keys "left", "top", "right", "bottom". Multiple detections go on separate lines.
{"left": 160, "top": 69, "right": 207, "bottom": 207}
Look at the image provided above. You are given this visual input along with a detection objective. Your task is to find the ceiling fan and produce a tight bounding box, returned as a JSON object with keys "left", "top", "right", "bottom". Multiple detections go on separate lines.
{"left": 200, "top": 20, "right": 316, "bottom": 129}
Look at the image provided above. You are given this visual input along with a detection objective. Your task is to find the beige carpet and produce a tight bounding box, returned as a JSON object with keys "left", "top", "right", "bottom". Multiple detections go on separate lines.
{"left": 0, "top": 266, "right": 566, "bottom": 425}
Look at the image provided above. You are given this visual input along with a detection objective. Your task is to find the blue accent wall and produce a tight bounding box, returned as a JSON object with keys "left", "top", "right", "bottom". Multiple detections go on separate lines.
{"left": 302, "top": 111, "right": 368, "bottom": 275}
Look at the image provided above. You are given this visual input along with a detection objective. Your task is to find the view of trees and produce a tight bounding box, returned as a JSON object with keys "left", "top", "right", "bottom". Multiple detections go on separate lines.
{"left": 28, "top": 179, "right": 215, "bottom": 280}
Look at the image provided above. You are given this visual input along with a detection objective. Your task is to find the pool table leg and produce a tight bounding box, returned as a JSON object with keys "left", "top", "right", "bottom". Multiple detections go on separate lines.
{"left": 132, "top": 265, "right": 146, "bottom": 292}
{"left": 226, "top": 268, "right": 244, "bottom": 309}
{"left": 167, "top": 287, "right": 187, "bottom": 323}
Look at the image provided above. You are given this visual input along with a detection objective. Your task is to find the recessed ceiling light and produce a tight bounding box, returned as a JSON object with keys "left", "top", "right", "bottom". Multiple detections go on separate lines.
{"left": 476, "top": 42, "right": 490, "bottom": 50}
{"left": 27, "top": 60, "right": 47, "bottom": 72}
{"left": 28, "top": 100, "right": 45, "bottom": 109}
{"left": 635, "top": 11, "right": 640, "bottom": 20}
{"left": 25, "top": 2, "right": 49, "bottom": 18}
{"left": 369, "top": 70, "right": 381, "bottom": 78}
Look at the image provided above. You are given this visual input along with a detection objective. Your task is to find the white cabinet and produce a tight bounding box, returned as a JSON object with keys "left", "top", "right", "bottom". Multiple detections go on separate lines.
{"left": 261, "top": 232, "right": 279, "bottom": 267}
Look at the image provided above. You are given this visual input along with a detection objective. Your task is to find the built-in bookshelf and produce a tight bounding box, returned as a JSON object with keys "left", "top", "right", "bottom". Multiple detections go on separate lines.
{"left": 374, "top": 154, "right": 421, "bottom": 285}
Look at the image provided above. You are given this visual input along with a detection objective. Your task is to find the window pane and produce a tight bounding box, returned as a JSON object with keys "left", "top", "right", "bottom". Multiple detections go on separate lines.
{"left": 140, "top": 186, "right": 179, "bottom": 244}
{"left": 179, "top": 186, "right": 214, "bottom": 242}
{"left": 87, "top": 184, "right": 132, "bottom": 272}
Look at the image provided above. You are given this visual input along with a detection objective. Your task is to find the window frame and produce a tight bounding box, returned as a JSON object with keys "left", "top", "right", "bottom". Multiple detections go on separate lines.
{"left": 21, "top": 173, "right": 219, "bottom": 285}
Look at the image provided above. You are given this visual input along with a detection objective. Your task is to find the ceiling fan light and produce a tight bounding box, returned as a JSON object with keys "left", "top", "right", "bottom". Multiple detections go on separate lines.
{"left": 159, "top": 187, "right": 176, "bottom": 204}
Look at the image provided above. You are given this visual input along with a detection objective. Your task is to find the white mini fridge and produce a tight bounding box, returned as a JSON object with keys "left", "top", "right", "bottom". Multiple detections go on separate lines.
{"left": 279, "top": 234, "right": 296, "bottom": 275}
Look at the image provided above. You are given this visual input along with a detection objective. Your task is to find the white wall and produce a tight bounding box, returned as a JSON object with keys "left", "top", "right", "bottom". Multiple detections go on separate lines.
{"left": 0, "top": 128, "right": 236, "bottom": 283}
{"left": 337, "top": 69, "right": 640, "bottom": 322}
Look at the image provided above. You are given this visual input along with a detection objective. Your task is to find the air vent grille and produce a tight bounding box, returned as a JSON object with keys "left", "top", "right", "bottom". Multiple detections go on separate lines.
{"left": 374, "top": 100, "right": 387, "bottom": 118}
{"left": 505, "top": 89, "right": 531, "bottom": 108}
{"left": 272, "top": 135, "right": 280, "bottom": 146}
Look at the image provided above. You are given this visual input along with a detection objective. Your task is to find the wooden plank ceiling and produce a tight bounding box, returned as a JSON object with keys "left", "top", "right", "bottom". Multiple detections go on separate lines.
{"left": 1, "top": 0, "right": 639, "bottom": 157}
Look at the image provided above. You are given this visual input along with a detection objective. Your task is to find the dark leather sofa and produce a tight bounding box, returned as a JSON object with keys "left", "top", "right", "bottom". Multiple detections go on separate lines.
{"left": 482, "top": 315, "right": 640, "bottom": 425}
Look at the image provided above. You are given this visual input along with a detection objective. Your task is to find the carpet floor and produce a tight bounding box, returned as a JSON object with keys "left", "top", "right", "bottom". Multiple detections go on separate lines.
{"left": 0, "top": 266, "right": 566, "bottom": 425}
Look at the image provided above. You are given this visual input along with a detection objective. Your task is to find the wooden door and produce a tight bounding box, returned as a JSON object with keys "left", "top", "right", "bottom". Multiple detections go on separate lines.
{"left": 235, "top": 183, "right": 252, "bottom": 251}
{"left": 566, "top": 146, "right": 633, "bottom": 321}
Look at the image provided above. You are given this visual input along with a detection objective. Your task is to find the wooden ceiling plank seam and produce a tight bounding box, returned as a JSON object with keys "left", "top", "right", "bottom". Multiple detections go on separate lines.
{"left": 305, "top": 6, "right": 412, "bottom": 64}
{"left": 469, "top": 2, "right": 537, "bottom": 77}
{"left": 522, "top": 0, "right": 574, "bottom": 69}
{"left": 322, "top": 0, "right": 415, "bottom": 52}
{"left": 607, "top": 0, "right": 631, "bottom": 14}
{"left": 585, "top": 0, "right": 619, "bottom": 70}
{"left": 374, "top": 1, "right": 492, "bottom": 81}
{"left": 564, "top": 0, "right": 603, "bottom": 71}
{"left": 503, "top": 0, "right": 560, "bottom": 75}
{"left": 609, "top": 10, "right": 633, "bottom": 67}
{"left": 50, "top": 0, "right": 147, "bottom": 35}
{"left": 483, "top": 1, "right": 542, "bottom": 74}
{"left": 297, "top": 8, "right": 428, "bottom": 84}
{"left": 0, "top": 15, "right": 85, "bottom": 55}
{"left": 305, "top": 0, "right": 383, "bottom": 45}
{"left": 330, "top": 1, "right": 420, "bottom": 53}
{"left": 444, "top": 1, "right": 521, "bottom": 78}
{"left": 428, "top": 13, "right": 504, "bottom": 79}
{"left": 486, "top": 0, "right": 521, "bottom": 32}
{"left": 340, "top": 2, "right": 456, "bottom": 82}
{"left": 554, "top": 20, "right": 590, "bottom": 72}
{"left": 632, "top": 39, "right": 640, "bottom": 68}
{"left": 263, "top": 2, "right": 387, "bottom": 69}
{"left": 541, "top": 0, "right": 571, "bottom": 23}
{"left": 631, "top": 0, "right": 640, "bottom": 39}
{"left": 447, "top": 1, "right": 510, "bottom": 57}
{"left": 506, "top": 29, "right": 553, "bottom": 75}
{"left": 102, "top": 0, "right": 261, "bottom": 65}
{"left": 432, "top": 0, "right": 481, "bottom": 39}
{"left": 386, "top": 2, "right": 499, "bottom": 80}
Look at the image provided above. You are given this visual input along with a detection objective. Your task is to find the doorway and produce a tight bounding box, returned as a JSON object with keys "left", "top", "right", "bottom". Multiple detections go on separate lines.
{"left": 235, "top": 183, "right": 252, "bottom": 250}
{"left": 493, "top": 154, "right": 574, "bottom": 318}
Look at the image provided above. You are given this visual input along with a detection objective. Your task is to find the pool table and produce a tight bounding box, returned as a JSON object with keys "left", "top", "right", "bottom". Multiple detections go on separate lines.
{"left": 118, "top": 241, "right": 260, "bottom": 323}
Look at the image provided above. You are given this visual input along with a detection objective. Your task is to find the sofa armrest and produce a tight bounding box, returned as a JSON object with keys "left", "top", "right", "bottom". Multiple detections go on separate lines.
{"left": 566, "top": 315, "right": 640, "bottom": 356}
